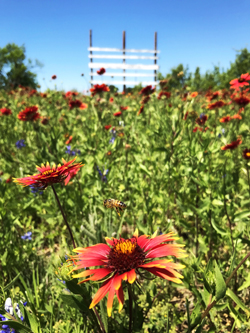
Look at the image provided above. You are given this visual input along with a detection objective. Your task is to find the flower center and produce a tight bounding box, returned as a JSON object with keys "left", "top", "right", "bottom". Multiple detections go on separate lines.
{"left": 246, "top": 152, "right": 250, "bottom": 157}
{"left": 107, "top": 237, "right": 145, "bottom": 275}
{"left": 238, "top": 78, "right": 245, "bottom": 83}
{"left": 42, "top": 169, "right": 54, "bottom": 176}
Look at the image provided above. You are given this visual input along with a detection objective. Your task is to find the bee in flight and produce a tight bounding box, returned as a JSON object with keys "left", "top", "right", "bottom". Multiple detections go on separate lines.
{"left": 103, "top": 199, "right": 126, "bottom": 216}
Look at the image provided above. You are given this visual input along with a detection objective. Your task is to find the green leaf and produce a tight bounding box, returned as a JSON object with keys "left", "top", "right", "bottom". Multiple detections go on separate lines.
{"left": 4, "top": 273, "right": 21, "bottom": 292}
{"left": 226, "top": 289, "right": 250, "bottom": 315}
{"left": 212, "top": 199, "right": 224, "bottom": 206}
{"left": 233, "top": 210, "right": 250, "bottom": 222}
{"left": 1, "top": 320, "right": 31, "bottom": 333}
{"left": 227, "top": 240, "right": 237, "bottom": 278}
{"left": 211, "top": 218, "right": 228, "bottom": 236}
{"left": 139, "top": 164, "right": 151, "bottom": 177}
{"left": 60, "top": 294, "right": 89, "bottom": 312}
{"left": 214, "top": 260, "right": 227, "bottom": 300}
{"left": 190, "top": 302, "right": 202, "bottom": 329}
{"left": 238, "top": 271, "right": 250, "bottom": 291}
{"left": 24, "top": 310, "right": 39, "bottom": 333}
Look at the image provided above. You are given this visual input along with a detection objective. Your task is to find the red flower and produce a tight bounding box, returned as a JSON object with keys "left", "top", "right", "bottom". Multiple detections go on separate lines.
{"left": 183, "top": 112, "right": 189, "bottom": 120}
{"left": 233, "top": 94, "right": 250, "bottom": 107}
{"left": 41, "top": 117, "right": 49, "bottom": 125}
{"left": 207, "top": 91, "right": 220, "bottom": 101}
{"left": 243, "top": 148, "right": 250, "bottom": 160}
{"left": 69, "top": 100, "right": 82, "bottom": 109}
{"left": 64, "top": 168, "right": 80, "bottom": 185}
{"left": 220, "top": 115, "right": 231, "bottom": 123}
{"left": 6, "top": 177, "right": 12, "bottom": 183}
{"left": 195, "top": 114, "right": 208, "bottom": 126}
{"left": 0, "top": 108, "right": 12, "bottom": 115}
{"left": 70, "top": 230, "right": 186, "bottom": 316}
{"left": 120, "top": 106, "right": 129, "bottom": 111}
{"left": 40, "top": 93, "right": 47, "bottom": 98}
{"left": 97, "top": 68, "right": 106, "bottom": 75}
{"left": 137, "top": 105, "right": 144, "bottom": 116}
{"left": 14, "top": 158, "right": 84, "bottom": 190}
{"left": 140, "top": 96, "right": 150, "bottom": 104}
{"left": 90, "top": 84, "right": 110, "bottom": 96}
{"left": 65, "top": 136, "right": 73, "bottom": 144}
{"left": 109, "top": 97, "right": 114, "bottom": 103}
{"left": 51, "top": 75, "right": 57, "bottom": 80}
{"left": 158, "top": 91, "right": 171, "bottom": 99}
{"left": 139, "top": 85, "right": 155, "bottom": 96}
{"left": 207, "top": 100, "right": 227, "bottom": 109}
{"left": 230, "top": 73, "right": 250, "bottom": 91}
{"left": 193, "top": 127, "right": 202, "bottom": 133}
{"left": 113, "top": 111, "right": 122, "bottom": 117}
{"left": 107, "top": 151, "right": 112, "bottom": 156}
{"left": 18, "top": 106, "right": 40, "bottom": 121}
{"left": 104, "top": 125, "right": 112, "bottom": 130}
{"left": 64, "top": 91, "right": 78, "bottom": 98}
{"left": 221, "top": 138, "right": 242, "bottom": 151}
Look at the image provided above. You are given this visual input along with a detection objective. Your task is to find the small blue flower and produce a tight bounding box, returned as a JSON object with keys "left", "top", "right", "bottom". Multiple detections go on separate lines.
{"left": 29, "top": 185, "right": 43, "bottom": 196}
{"left": 97, "top": 166, "right": 109, "bottom": 182}
{"left": 21, "top": 231, "right": 32, "bottom": 241}
{"left": 109, "top": 128, "right": 116, "bottom": 144}
{"left": 65, "top": 146, "right": 80, "bottom": 156}
{"left": 15, "top": 140, "right": 25, "bottom": 149}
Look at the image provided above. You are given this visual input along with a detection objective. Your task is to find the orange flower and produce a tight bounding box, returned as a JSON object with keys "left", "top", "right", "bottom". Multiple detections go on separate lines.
{"left": 158, "top": 91, "right": 171, "bottom": 99}
{"left": 80, "top": 103, "right": 88, "bottom": 110}
{"left": 109, "top": 97, "right": 114, "bottom": 103}
{"left": 220, "top": 115, "right": 231, "bottom": 123}
{"left": 231, "top": 114, "right": 242, "bottom": 120}
{"left": 14, "top": 158, "right": 84, "bottom": 190}
{"left": 65, "top": 136, "right": 73, "bottom": 144}
{"left": 243, "top": 148, "right": 250, "bottom": 160}
{"left": 221, "top": 138, "right": 242, "bottom": 151}
{"left": 137, "top": 105, "right": 144, "bottom": 116}
{"left": 70, "top": 230, "right": 186, "bottom": 316}
{"left": 190, "top": 91, "right": 198, "bottom": 98}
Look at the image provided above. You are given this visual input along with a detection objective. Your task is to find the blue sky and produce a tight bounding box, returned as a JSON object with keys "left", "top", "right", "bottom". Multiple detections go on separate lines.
{"left": 1, "top": 0, "right": 249, "bottom": 92}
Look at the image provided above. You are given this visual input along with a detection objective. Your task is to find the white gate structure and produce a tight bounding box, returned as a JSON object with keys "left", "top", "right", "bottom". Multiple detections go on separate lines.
{"left": 88, "top": 30, "right": 160, "bottom": 92}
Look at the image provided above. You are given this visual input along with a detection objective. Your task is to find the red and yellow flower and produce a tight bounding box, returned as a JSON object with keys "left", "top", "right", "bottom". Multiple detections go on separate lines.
{"left": 70, "top": 230, "right": 186, "bottom": 316}
{"left": 17, "top": 106, "right": 40, "bottom": 121}
{"left": 90, "top": 84, "right": 110, "bottom": 96}
{"left": 14, "top": 157, "right": 84, "bottom": 190}
{"left": 221, "top": 138, "right": 242, "bottom": 151}
{"left": 0, "top": 108, "right": 12, "bottom": 115}
{"left": 230, "top": 73, "right": 250, "bottom": 91}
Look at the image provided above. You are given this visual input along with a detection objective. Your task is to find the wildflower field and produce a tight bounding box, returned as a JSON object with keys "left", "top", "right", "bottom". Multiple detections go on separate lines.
{"left": 1, "top": 74, "right": 250, "bottom": 333}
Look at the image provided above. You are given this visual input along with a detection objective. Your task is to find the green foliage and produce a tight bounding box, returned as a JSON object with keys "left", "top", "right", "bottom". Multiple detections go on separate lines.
{"left": 158, "top": 48, "right": 250, "bottom": 91}
{"left": 1, "top": 77, "right": 250, "bottom": 332}
{"left": 0, "top": 43, "right": 42, "bottom": 90}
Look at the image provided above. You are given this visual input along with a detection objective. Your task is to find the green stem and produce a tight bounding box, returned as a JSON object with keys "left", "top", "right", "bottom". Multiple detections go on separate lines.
{"left": 201, "top": 250, "right": 250, "bottom": 321}
{"left": 246, "top": 162, "right": 250, "bottom": 199}
{"left": 51, "top": 184, "right": 76, "bottom": 249}
{"left": 127, "top": 283, "right": 133, "bottom": 333}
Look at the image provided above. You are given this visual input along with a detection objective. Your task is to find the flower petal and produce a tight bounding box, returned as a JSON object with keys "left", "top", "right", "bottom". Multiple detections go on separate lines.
{"left": 89, "top": 278, "right": 112, "bottom": 309}
{"left": 116, "top": 285, "right": 124, "bottom": 313}
{"left": 143, "top": 266, "right": 184, "bottom": 284}
{"left": 146, "top": 244, "right": 187, "bottom": 259}
{"left": 127, "top": 269, "right": 136, "bottom": 284}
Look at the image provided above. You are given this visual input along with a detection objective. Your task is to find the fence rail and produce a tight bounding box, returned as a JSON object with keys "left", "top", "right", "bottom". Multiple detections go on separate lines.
{"left": 89, "top": 30, "right": 159, "bottom": 91}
